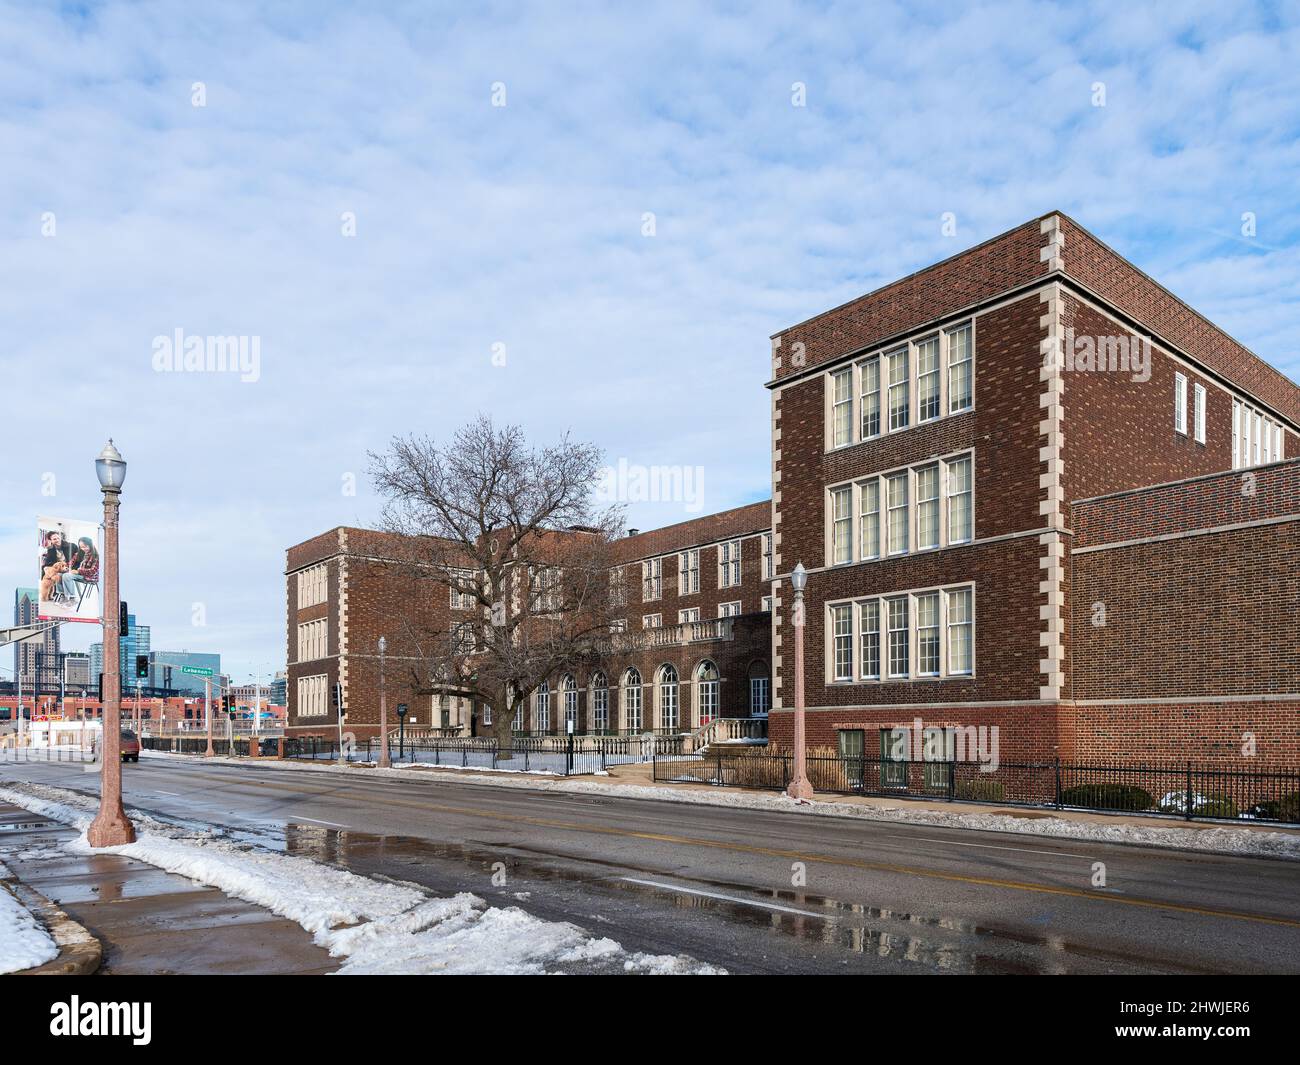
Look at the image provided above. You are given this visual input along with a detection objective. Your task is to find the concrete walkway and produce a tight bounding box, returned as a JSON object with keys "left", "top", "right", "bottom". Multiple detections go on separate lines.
{"left": 0, "top": 802, "right": 337, "bottom": 975}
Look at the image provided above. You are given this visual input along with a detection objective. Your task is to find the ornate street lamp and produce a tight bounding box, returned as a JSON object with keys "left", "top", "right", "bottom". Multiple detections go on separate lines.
{"left": 786, "top": 562, "right": 813, "bottom": 801}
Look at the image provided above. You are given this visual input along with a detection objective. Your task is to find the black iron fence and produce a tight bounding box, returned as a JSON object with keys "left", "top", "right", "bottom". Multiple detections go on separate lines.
{"left": 652, "top": 751, "right": 1300, "bottom": 825}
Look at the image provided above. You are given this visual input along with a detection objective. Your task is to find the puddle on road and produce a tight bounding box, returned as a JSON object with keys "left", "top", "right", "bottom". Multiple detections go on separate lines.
{"left": 266, "top": 820, "right": 1179, "bottom": 975}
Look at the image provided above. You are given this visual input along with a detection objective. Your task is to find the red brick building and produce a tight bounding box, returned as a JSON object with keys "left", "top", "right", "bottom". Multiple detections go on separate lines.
{"left": 284, "top": 505, "right": 774, "bottom": 740}
{"left": 768, "top": 211, "right": 1300, "bottom": 765}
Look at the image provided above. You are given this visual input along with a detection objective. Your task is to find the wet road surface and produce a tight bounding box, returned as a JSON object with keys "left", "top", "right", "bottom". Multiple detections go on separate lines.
{"left": 4, "top": 756, "right": 1299, "bottom": 974}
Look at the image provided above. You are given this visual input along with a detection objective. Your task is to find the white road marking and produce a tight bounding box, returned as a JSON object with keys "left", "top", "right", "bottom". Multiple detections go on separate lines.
{"left": 620, "top": 877, "right": 831, "bottom": 919}
{"left": 153, "top": 790, "right": 182, "bottom": 797}
{"left": 894, "top": 835, "right": 1093, "bottom": 859}
{"left": 292, "top": 815, "right": 347, "bottom": 828}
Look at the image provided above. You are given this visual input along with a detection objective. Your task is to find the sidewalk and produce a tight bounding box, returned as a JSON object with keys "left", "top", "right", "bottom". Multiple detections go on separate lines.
{"left": 0, "top": 802, "right": 338, "bottom": 975}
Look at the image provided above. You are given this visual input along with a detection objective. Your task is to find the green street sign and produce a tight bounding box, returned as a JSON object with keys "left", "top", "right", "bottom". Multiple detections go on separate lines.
{"left": 181, "top": 665, "right": 214, "bottom": 677}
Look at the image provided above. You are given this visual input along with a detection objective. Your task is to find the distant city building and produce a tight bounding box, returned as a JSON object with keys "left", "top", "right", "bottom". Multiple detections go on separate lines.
{"left": 269, "top": 671, "right": 287, "bottom": 706}
{"left": 148, "top": 651, "right": 221, "bottom": 694}
{"left": 13, "top": 587, "right": 60, "bottom": 694}
{"left": 87, "top": 614, "right": 151, "bottom": 686}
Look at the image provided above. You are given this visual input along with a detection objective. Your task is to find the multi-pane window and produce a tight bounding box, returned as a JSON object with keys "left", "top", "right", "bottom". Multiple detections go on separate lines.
{"left": 697, "top": 662, "right": 719, "bottom": 726}
{"left": 832, "top": 486, "right": 852, "bottom": 564}
{"left": 916, "top": 592, "right": 940, "bottom": 676}
{"left": 762, "top": 533, "right": 774, "bottom": 579}
{"left": 916, "top": 465, "right": 939, "bottom": 550}
{"left": 719, "top": 540, "right": 742, "bottom": 587}
{"left": 1232, "top": 399, "right": 1284, "bottom": 470}
{"left": 563, "top": 675, "right": 578, "bottom": 730}
{"left": 859, "top": 598, "right": 880, "bottom": 679}
{"left": 750, "top": 675, "right": 770, "bottom": 716}
{"left": 296, "top": 619, "right": 327, "bottom": 662}
{"left": 297, "top": 564, "right": 327, "bottom": 608}
{"left": 535, "top": 683, "right": 550, "bottom": 732}
{"left": 831, "top": 604, "right": 853, "bottom": 681}
{"left": 610, "top": 567, "right": 627, "bottom": 606}
{"left": 642, "top": 614, "right": 662, "bottom": 629}
{"left": 623, "top": 669, "right": 642, "bottom": 731}
{"left": 947, "top": 588, "right": 973, "bottom": 675}
{"left": 832, "top": 368, "right": 853, "bottom": 447}
{"left": 859, "top": 479, "right": 880, "bottom": 560}
{"left": 827, "top": 320, "right": 974, "bottom": 448}
{"left": 829, "top": 585, "right": 975, "bottom": 683}
{"left": 659, "top": 666, "right": 679, "bottom": 731}
{"left": 947, "top": 323, "right": 973, "bottom": 413}
{"left": 946, "top": 455, "right": 973, "bottom": 544}
{"left": 860, "top": 356, "right": 881, "bottom": 439}
{"left": 1174, "top": 372, "right": 1188, "bottom": 434}
{"left": 887, "top": 346, "right": 909, "bottom": 431}
{"left": 886, "top": 473, "right": 909, "bottom": 555}
{"left": 829, "top": 452, "right": 973, "bottom": 563}
{"left": 297, "top": 674, "right": 328, "bottom": 717}
{"left": 887, "top": 597, "right": 909, "bottom": 677}
{"left": 641, "top": 558, "right": 662, "bottom": 601}
{"left": 1193, "top": 384, "right": 1206, "bottom": 444}
{"left": 916, "top": 335, "right": 940, "bottom": 421}
{"left": 452, "top": 622, "right": 476, "bottom": 655}
{"left": 719, "top": 601, "right": 742, "bottom": 618}
{"left": 679, "top": 608, "right": 700, "bottom": 623}
{"left": 678, "top": 549, "right": 699, "bottom": 595}
{"left": 449, "top": 568, "right": 477, "bottom": 610}
{"left": 591, "top": 675, "right": 609, "bottom": 733}
{"left": 761, "top": 595, "right": 773, "bottom": 612}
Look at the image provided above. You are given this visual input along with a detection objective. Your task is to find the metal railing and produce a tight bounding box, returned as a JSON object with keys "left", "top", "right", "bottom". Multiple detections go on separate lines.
{"left": 651, "top": 752, "right": 1300, "bottom": 825}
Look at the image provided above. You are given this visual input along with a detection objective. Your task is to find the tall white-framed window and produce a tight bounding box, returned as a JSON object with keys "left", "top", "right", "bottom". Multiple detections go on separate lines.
{"left": 622, "top": 668, "right": 642, "bottom": 732}
{"left": 719, "top": 601, "right": 742, "bottom": 618}
{"left": 947, "top": 587, "right": 973, "bottom": 675}
{"left": 562, "top": 674, "right": 578, "bottom": 730}
{"left": 512, "top": 704, "right": 522, "bottom": 731}
{"left": 591, "top": 673, "right": 609, "bottom": 733}
{"left": 886, "top": 473, "right": 909, "bottom": 555}
{"left": 831, "top": 604, "right": 853, "bottom": 681}
{"left": 887, "top": 346, "right": 909, "bottom": 431}
{"left": 483, "top": 703, "right": 492, "bottom": 726}
{"left": 886, "top": 597, "right": 910, "bottom": 678}
{"left": 761, "top": 595, "right": 773, "bottom": 613}
{"left": 679, "top": 608, "right": 700, "bottom": 623}
{"left": 297, "top": 674, "right": 328, "bottom": 717}
{"left": 449, "top": 568, "right": 477, "bottom": 610}
{"left": 916, "top": 591, "right": 940, "bottom": 677}
{"left": 947, "top": 322, "right": 973, "bottom": 413}
{"left": 641, "top": 557, "right": 662, "bottom": 601}
{"left": 696, "top": 661, "right": 719, "bottom": 727}
{"left": 678, "top": 549, "right": 699, "bottom": 595}
{"left": 831, "top": 486, "right": 852, "bottom": 565}
{"left": 916, "top": 464, "right": 939, "bottom": 551}
{"left": 860, "top": 479, "right": 880, "bottom": 560}
{"left": 946, "top": 455, "right": 973, "bottom": 544}
{"left": 916, "top": 335, "right": 940, "bottom": 422}
{"left": 658, "top": 665, "right": 679, "bottom": 732}
{"left": 719, "top": 540, "right": 742, "bottom": 587}
{"left": 832, "top": 368, "right": 853, "bottom": 447}
{"left": 761, "top": 533, "right": 774, "bottom": 580}
{"left": 642, "top": 613, "right": 662, "bottom": 629}
{"left": 535, "top": 682, "right": 550, "bottom": 733}
{"left": 859, "top": 598, "right": 880, "bottom": 680}
{"left": 749, "top": 672, "right": 770, "bottom": 717}
{"left": 1233, "top": 398, "right": 1285, "bottom": 469}
{"left": 860, "top": 355, "right": 881, "bottom": 439}
{"left": 1193, "top": 384, "right": 1206, "bottom": 444}
{"left": 297, "top": 564, "right": 328, "bottom": 609}
{"left": 1174, "top": 372, "right": 1188, "bottom": 435}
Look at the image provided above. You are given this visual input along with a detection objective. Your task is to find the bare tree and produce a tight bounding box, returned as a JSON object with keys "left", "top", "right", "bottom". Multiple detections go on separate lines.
{"left": 368, "top": 416, "right": 625, "bottom": 753}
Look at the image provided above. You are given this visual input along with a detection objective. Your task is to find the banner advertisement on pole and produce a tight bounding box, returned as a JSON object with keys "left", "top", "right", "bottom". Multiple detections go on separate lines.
{"left": 36, "top": 515, "right": 102, "bottom": 624}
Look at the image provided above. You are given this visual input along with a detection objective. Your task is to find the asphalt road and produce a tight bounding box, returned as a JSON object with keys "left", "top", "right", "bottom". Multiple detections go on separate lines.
{"left": 5, "top": 756, "right": 1300, "bottom": 974}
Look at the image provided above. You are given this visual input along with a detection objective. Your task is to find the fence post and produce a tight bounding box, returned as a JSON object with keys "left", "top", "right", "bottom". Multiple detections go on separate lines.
{"left": 566, "top": 730, "right": 574, "bottom": 777}
{"left": 1185, "top": 763, "right": 1193, "bottom": 821}
{"left": 1055, "top": 757, "right": 1062, "bottom": 810}
{"left": 948, "top": 760, "right": 955, "bottom": 803}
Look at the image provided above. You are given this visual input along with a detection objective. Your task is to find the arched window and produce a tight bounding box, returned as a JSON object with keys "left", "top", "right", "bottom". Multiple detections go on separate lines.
{"left": 658, "top": 664, "right": 679, "bottom": 732}
{"left": 590, "top": 672, "right": 609, "bottom": 734}
{"left": 696, "top": 661, "right": 719, "bottom": 727}
{"left": 622, "top": 668, "right": 642, "bottom": 732}
{"left": 747, "top": 661, "right": 770, "bottom": 718}
{"left": 535, "top": 682, "right": 550, "bottom": 733}
{"left": 562, "top": 674, "right": 578, "bottom": 731}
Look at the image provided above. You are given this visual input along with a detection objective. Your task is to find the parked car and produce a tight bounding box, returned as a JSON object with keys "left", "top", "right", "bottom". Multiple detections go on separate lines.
{"left": 120, "top": 730, "right": 141, "bottom": 763}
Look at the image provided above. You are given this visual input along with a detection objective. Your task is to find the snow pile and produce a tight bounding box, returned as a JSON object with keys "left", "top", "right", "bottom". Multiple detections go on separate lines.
{"left": 0, "top": 782, "right": 723, "bottom": 976}
{"left": 0, "top": 865, "right": 58, "bottom": 974}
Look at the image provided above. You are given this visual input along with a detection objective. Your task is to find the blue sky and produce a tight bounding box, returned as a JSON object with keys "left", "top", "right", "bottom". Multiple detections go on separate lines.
{"left": 2, "top": 0, "right": 1299, "bottom": 682}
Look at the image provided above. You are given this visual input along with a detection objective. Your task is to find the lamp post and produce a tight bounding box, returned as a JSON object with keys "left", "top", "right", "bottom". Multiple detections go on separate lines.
{"left": 377, "top": 636, "right": 390, "bottom": 768}
{"left": 786, "top": 562, "right": 814, "bottom": 801}
{"left": 87, "top": 440, "right": 136, "bottom": 847}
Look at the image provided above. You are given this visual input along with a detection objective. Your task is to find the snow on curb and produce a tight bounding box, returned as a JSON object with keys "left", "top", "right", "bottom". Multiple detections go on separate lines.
{"left": 0, "top": 865, "right": 59, "bottom": 974}
{"left": 151, "top": 750, "right": 1300, "bottom": 861}
{"left": 0, "top": 782, "right": 723, "bottom": 976}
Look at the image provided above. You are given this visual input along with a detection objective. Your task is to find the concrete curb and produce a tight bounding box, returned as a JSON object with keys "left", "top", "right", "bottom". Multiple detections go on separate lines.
{"left": 2, "top": 878, "right": 102, "bottom": 976}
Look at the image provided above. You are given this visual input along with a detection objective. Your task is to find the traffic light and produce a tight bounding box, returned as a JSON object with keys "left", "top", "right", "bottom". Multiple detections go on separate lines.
{"left": 119, "top": 601, "right": 129, "bottom": 633}
{"left": 135, "top": 654, "right": 149, "bottom": 679}
{"left": 97, "top": 672, "right": 104, "bottom": 702}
